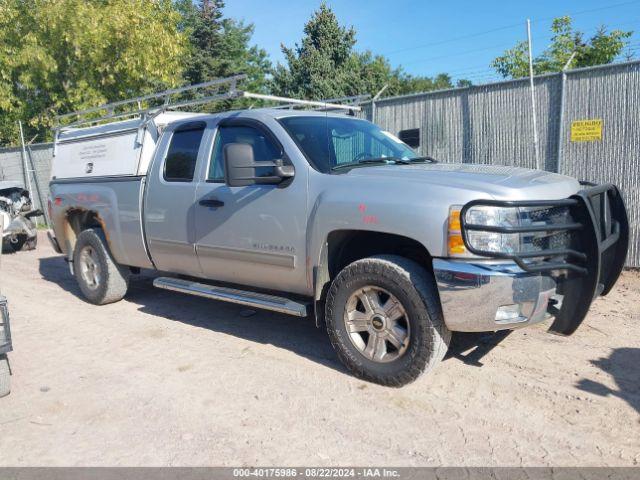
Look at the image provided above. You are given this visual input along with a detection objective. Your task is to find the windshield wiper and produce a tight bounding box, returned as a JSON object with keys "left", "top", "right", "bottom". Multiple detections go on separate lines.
{"left": 397, "top": 156, "right": 438, "bottom": 164}
{"left": 331, "top": 155, "right": 438, "bottom": 172}
{"left": 331, "top": 158, "right": 400, "bottom": 171}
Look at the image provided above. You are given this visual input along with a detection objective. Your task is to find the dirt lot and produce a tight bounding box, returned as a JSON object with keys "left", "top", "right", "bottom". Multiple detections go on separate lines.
{"left": 0, "top": 233, "right": 638, "bottom": 466}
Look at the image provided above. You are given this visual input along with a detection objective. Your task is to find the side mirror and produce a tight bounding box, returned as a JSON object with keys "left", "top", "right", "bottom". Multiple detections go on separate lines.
{"left": 223, "top": 143, "right": 294, "bottom": 187}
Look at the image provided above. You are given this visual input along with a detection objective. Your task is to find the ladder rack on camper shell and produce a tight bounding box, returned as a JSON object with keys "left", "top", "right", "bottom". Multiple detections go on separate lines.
{"left": 54, "top": 74, "right": 365, "bottom": 132}
{"left": 269, "top": 94, "right": 370, "bottom": 111}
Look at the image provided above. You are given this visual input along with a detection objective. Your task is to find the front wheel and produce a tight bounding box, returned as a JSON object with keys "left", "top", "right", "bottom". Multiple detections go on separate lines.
{"left": 72, "top": 228, "right": 130, "bottom": 305}
{"left": 325, "top": 255, "right": 450, "bottom": 387}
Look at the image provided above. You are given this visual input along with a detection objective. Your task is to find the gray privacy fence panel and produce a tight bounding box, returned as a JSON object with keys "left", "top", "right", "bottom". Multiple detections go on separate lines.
{"left": 370, "top": 75, "right": 562, "bottom": 169}
{"left": 559, "top": 62, "right": 640, "bottom": 268}
{"left": 462, "top": 75, "right": 560, "bottom": 170}
{"left": 0, "top": 143, "right": 53, "bottom": 218}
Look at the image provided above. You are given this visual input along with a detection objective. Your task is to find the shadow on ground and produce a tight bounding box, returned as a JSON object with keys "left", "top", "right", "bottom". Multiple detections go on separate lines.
{"left": 39, "top": 255, "right": 509, "bottom": 379}
{"left": 576, "top": 348, "right": 640, "bottom": 416}
{"left": 445, "top": 330, "right": 511, "bottom": 366}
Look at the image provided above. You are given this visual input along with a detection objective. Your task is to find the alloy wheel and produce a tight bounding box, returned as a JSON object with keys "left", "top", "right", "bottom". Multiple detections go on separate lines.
{"left": 343, "top": 286, "right": 410, "bottom": 363}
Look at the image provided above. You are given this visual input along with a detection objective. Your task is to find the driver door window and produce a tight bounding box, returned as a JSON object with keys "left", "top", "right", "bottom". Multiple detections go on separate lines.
{"left": 208, "top": 125, "right": 281, "bottom": 182}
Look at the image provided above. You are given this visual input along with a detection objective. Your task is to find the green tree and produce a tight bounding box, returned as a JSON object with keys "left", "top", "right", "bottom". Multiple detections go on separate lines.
{"left": 0, "top": 0, "right": 187, "bottom": 145}
{"left": 176, "top": 0, "right": 271, "bottom": 105}
{"left": 456, "top": 79, "right": 473, "bottom": 88}
{"left": 390, "top": 72, "right": 460, "bottom": 95}
{"left": 350, "top": 54, "right": 466, "bottom": 97}
{"left": 492, "top": 16, "right": 633, "bottom": 79}
{"left": 272, "top": 3, "right": 462, "bottom": 101}
{"left": 272, "top": 3, "right": 358, "bottom": 99}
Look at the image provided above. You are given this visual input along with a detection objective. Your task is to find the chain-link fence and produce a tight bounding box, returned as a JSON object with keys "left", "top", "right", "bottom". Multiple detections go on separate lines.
{"left": 0, "top": 143, "right": 53, "bottom": 225}
{"left": 1, "top": 60, "right": 639, "bottom": 265}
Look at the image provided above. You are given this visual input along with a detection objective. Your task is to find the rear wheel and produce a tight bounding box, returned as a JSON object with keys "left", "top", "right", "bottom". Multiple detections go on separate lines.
{"left": 72, "top": 228, "right": 130, "bottom": 305}
{"left": 325, "top": 255, "right": 450, "bottom": 387}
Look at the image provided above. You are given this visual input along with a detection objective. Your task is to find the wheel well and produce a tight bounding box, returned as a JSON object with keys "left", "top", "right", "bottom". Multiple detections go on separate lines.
{"left": 327, "top": 230, "right": 433, "bottom": 279}
{"left": 62, "top": 209, "right": 103, "bottom": 257}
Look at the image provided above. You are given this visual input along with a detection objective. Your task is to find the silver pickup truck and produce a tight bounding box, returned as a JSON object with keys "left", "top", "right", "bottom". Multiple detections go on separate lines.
{"left": 48, "top": 86, "right": 629, "bottom": 387}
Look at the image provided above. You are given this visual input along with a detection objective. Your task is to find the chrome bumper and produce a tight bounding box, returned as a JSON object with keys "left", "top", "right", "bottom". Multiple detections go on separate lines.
{"left": 433, "top": 259, "right": 559, "bottom": 332}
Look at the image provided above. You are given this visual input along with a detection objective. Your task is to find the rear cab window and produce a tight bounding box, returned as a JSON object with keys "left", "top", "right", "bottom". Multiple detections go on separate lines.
{"left": 163, "top": 122, "right": 206, "bottom": 182}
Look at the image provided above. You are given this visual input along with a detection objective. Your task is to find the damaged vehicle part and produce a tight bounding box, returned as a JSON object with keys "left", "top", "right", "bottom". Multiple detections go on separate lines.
{"left": 0, "top": 181, "right": 41, "bottom": 253}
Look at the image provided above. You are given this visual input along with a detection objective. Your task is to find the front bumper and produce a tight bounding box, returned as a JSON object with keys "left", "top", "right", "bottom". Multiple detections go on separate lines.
{"left": 440, "top": 183, "right": 629, "bottom": 335}
{"left": 433, "top": 259, "right": 558, "bottom": 332}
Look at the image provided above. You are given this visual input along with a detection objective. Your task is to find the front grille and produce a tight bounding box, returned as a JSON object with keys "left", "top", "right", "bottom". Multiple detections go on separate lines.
{"left": 521, "top": 206, "right": 575, "bottom": 256}
{"left": 528, "top": 205, "right": 570, "bottom": 222}
{"left": 529, "top": 230, "right": 572, "bottom": 252}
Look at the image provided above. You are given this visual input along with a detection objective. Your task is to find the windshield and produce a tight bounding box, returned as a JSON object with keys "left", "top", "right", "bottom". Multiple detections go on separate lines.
{"left": 279, "top": 116, "right": 418, "bottom": 173}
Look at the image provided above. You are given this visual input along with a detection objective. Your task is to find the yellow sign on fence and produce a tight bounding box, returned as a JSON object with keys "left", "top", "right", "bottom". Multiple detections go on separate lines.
{"left": 570, "top": 119, "right": 603, "bottom": 142}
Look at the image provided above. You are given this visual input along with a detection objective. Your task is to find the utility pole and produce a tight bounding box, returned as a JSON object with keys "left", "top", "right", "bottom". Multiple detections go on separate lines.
{"left": 527, "top": 19, "right": 541, "bottom": 171}
{"left": 371, "top": 84, "right": 389, "bottom": 124}
{"left": 18, "top": 121, "right": 33, "bottom": 195}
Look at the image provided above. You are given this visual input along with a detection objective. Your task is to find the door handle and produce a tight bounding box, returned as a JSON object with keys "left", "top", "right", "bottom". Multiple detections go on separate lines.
{"left": 199, "top": 198, "right": 225, "bottom": 208}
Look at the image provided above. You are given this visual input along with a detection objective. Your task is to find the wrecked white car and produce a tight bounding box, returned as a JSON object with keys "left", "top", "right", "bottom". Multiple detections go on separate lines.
{"left": 0, "top": 181, "right": 40, "bottom": 253}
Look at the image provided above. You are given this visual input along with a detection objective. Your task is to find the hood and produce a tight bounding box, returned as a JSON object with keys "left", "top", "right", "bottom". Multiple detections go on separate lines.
{"left": 341, "top": 163, "right": 581, "bottom": 200}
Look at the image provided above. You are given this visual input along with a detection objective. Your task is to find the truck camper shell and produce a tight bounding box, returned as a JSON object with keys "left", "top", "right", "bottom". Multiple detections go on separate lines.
{"left": 52, "top": 112, "right": 204, "bottom": 180}
{"left": 52, "top": 75, "right": 366, "bottom": 181}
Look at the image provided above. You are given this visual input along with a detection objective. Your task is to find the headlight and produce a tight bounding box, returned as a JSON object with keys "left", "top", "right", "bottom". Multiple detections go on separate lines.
{"left": 448, "top": 204, "right": 573, "bottom": 257}
{"left": 466, "top": 230, "right": 520, "bottom": 254}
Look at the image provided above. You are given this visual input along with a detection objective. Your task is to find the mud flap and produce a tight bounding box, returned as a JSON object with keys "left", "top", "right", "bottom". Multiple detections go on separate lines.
{"left": 47, "top": 230, "right": 63, "bottom": 254}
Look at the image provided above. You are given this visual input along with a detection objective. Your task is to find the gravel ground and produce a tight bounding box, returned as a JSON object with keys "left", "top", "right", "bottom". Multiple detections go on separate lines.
{"left": 0, "top": 233, "right": 638, "bottom": 466}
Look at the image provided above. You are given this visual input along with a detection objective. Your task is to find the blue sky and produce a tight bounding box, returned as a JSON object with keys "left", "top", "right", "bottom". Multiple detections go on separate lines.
{"left": 223, "top": 0, "right": 640, "bottom": 83}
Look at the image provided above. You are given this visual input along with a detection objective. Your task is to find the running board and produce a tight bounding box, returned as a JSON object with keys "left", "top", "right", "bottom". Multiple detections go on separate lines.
{"left": 153, "top": 277, "right": 308, "bottom": 317}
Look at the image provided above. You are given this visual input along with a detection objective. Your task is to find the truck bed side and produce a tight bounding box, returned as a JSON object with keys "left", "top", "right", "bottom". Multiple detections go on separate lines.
{"left": 49, "top": 177, "right": 153, "bottom": 269}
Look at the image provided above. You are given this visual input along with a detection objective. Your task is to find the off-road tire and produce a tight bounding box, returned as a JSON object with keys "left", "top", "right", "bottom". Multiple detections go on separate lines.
{"left": 0, "top": 355, "right": 10, "bottom": 398}
{"left": 73, "top": 228, "right": 130, "bottom": 305}
{"left": 325, "top": 255, "right": 450, "bottom": 387}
